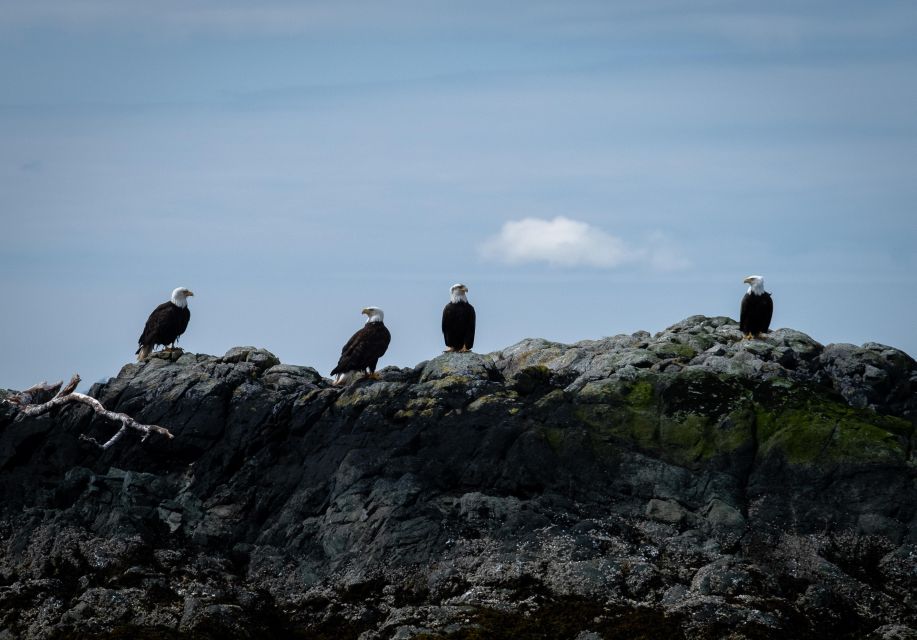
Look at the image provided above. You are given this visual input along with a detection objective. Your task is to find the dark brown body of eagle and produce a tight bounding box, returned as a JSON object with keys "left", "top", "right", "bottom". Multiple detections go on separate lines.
{"left": 740, "top": 291, "right": 773, "bottom": 337}
{"left": 331, "top": 321, "right": 391, "bottom": 378}
{"left": 136, "top": 302, "right": 190, "bottom": 360}
{"left": 442, "top": 300, "right": 476, "bottom": 351}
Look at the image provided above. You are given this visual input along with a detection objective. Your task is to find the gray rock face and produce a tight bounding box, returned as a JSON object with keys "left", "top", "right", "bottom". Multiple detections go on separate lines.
{"left": 0, "top": 320, "right": 915, "bottom": 639}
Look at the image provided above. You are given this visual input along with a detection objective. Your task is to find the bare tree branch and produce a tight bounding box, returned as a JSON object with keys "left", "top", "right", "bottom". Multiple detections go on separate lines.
{"left": 57, "top": 373, "right": 80, "bottom": 398}
{"left": 4, "top": 374, "right": 173, "bottom": 449}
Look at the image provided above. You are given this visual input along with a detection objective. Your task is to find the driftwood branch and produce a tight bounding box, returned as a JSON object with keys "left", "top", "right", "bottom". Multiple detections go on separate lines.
{"left": 58, "top": 373, "right": 80, "bottom": 397}
{"left": 4, "top": 374, "right": 173, "bottom": 449}
{"left": 7, "top": 380, "right": 63, "bottom": 406}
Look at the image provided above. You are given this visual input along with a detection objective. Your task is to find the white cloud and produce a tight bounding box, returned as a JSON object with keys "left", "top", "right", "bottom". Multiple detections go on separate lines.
{"left": 479, "top": 216, "right": 690, "bottom": 271}
{"left": 645, "top": 231, "right": 693, "bottom": 272}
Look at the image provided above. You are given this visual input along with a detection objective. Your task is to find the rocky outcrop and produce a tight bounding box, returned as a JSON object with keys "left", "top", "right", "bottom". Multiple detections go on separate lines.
{"left": 1, "top": 318, "right": 915, "bottom": 639}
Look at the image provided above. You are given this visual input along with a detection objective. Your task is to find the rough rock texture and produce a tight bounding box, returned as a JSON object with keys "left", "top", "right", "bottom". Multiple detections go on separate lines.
{"left": 1, "top": 320, "right": 915, "bottom": 639}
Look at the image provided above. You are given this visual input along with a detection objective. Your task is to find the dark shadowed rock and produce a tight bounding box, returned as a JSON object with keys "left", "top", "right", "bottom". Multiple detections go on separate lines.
{"left": 1, "top": 316, "right": 915, "bottom": 638}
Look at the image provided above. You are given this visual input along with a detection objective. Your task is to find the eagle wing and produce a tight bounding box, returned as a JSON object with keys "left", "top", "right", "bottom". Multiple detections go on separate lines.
{"left": 139, "top": 302, "right": 174, "bottom": 346}
{"left": 137, "top": 302, "right": 190, "bottom": 352}
{"left": 464, "top": 304, "right": 476, "bottom": 349}
{"left": 739, "top": 293, "right": 752, "bottom": 333}
{"left": 331, "top": 323, "right": 391, "bottom": 375}
{"left": 740, "top": 292, "right": 773, "bottom": 334}
{"left": 761, "top": 292, "right": 774, "bottom": 330}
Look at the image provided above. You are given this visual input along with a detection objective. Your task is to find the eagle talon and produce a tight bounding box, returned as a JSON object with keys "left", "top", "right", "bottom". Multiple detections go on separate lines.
{"left": 443, "top": 347, "right": 455, "bottom": 353}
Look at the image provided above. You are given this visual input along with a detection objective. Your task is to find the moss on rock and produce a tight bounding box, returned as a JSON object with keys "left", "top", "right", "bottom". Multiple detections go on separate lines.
{"left": 571, "top": 373, "right": 758, "bottom": 469}
{"left": 754, "top": 387, "right": 912, "bottom": 465}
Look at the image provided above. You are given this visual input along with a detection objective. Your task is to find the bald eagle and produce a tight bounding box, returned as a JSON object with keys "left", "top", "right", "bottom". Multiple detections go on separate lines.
{"left": 740, "top": 275, "right": 773, "bottom": 339}
{"left": 442, "top": 283, "right": 475, "bottom": 352}
{"left": 331, "top": 307, "right": 391, "bottom": 385}
{"left": 136, "top": 287, "right": 193, "bottom": 360}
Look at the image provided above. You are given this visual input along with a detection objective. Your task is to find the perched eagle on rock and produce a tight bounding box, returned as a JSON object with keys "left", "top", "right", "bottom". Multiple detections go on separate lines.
{"left": 136, "top": 287, "right": 193, "bottom": 360}
{"left": 331, "top": 307, "right": 391, "bottom": 385}
{"left": 740, "top": 275, "right": 773, "bottom": 339}
{"left": 442, "top": 283, "right": 475, "bottom": 352}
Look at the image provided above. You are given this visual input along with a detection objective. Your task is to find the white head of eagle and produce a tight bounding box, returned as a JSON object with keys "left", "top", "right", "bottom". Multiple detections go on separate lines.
{"left": 171, "top": 287, "right": 194, "bottom": 308}
{"left": 362, "top": 306, "right": 384, "bottom": 323}
{"left": 450, "top": 283, "right": 469, "bottom": 303}
{"left": 743, "top": 275, "right": 765, "bottom": 296}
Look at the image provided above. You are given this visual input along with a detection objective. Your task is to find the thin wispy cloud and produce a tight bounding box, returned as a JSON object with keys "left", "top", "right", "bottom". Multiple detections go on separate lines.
{"left": 3, "top": 1, "right": 913, "bottom": 50}
{"left": 19, "top": 160, "right": 43, "bottom": 173}
{"left": 0, "top": 0, "right": 541, "bottom": 37}
{"left": 479, "top": 217, "right": 689, "bottom": 271}
{"left": 0, "top": 0, "right": 396, "bottom": 35}
{"left": 0, "top": 0, "right": 917, "bottom": 53}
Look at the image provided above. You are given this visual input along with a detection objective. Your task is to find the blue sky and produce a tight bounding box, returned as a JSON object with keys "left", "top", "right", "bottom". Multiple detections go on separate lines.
{"left": 2, "top": 1, "right": 916, "bottom": 390}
